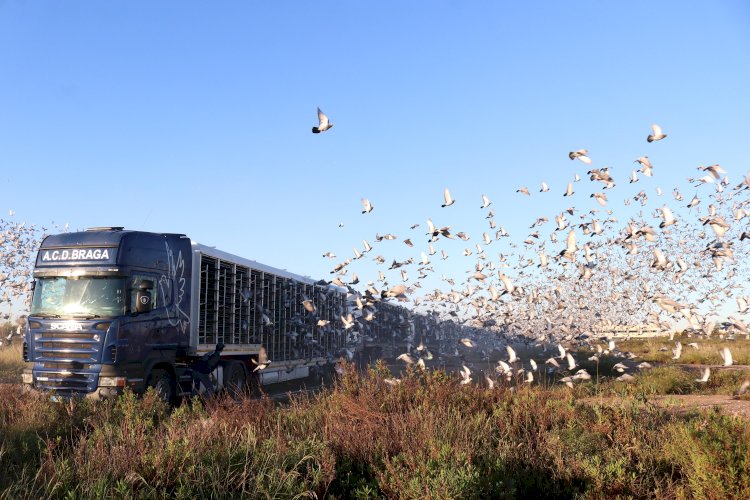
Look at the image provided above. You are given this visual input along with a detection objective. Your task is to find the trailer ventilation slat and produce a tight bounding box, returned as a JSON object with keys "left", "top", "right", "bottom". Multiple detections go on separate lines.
{"left": 196, "top": 249, "right": 349, "bottom": 364}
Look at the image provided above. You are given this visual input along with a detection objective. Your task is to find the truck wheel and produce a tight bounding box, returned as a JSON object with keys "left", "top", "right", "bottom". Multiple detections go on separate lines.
{"left": 146, "top": 369, "right": 175, "bottom": 404}
{"left": 247, "top": 370, "right": 262, "bottom": 398}
{"left": 223, "top": 361, "right": 247, "bottom": 398}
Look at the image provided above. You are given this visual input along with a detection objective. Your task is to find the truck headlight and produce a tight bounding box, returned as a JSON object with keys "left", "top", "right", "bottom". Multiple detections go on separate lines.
{"left": 22, "top": 373, "right": 33, "bottom": 384}
{"left": 99, "top": 376, "right": 127, "bottom": 387}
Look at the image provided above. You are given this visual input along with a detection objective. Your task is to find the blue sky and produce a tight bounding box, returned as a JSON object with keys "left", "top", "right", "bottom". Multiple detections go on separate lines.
{"left": 1, "top": 1, "right": 749, "bottom": 292}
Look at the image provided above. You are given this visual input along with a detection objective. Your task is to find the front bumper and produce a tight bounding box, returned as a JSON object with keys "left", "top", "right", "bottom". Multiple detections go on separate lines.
{"left": 23, "top": 365, "right": 132, "bottom": 400}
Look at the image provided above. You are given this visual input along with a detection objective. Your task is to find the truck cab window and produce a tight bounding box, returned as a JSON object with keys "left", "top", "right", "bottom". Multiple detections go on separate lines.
{"left": 30, "top": 276, "right": 125, "bottom": 318}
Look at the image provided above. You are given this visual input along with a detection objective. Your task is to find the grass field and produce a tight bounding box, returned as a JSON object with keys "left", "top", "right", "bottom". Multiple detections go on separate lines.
{"left": 0, "top": 343, "right": 23, "bottom": 381}
{"left": 616, "top": 335, "right": 750, "bottom": 366}
{"left": 1, "top": 361, "right": 749, "bottom": 498}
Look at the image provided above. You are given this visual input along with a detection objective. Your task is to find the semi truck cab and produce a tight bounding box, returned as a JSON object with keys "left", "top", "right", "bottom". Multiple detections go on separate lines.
{"left": 23, "top": 228, "right": 196, "bottom": 399}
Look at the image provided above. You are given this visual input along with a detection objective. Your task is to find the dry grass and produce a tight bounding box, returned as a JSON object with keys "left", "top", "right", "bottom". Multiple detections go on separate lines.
{"left": 1, "top": 362, "right": 749, "bottom": 498}
{"left": 617, "top": 335, "right": 750, "bottom": 366}
{"left": 0, "top": 343, "right": 23, "bottom": 380}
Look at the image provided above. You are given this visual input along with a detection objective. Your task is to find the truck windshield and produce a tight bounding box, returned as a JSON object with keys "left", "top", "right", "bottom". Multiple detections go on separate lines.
{"left": 30, "top": 277, "right": 126, "bottom": 318}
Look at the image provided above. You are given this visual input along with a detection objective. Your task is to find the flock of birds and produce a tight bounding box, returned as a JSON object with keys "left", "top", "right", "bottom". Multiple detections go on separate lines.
{"left": 313, "top": 111, "right": 750, "bottom": 393}
{"left": 0, "top": 216, "right": 68, "bottom": 346}
{"left": 0, "top": 114, "right": 748, "bottom": 398}
{"left": 380, "top": 328, "right": 749, "bottom": 397}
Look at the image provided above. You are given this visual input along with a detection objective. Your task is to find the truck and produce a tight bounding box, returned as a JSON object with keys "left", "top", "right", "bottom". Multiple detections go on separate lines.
{"left": 21, "top": 227, "right": 349, "bottom": 401}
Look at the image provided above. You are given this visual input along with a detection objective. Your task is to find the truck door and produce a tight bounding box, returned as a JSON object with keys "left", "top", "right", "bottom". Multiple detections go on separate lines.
{"left": 126, "top": 274, "right": 173, "bottom": 368}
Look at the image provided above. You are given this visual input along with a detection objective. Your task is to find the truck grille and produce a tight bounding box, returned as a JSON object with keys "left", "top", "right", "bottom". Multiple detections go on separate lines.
{"left": 32, "top": 331, "right": 101, "bottom": 394}
{"left": 34, "top": 332, "right": 100, "bottom": 364}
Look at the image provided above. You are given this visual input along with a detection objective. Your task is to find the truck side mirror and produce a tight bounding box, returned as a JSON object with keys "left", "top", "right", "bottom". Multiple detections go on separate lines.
{"left": 134, "top": 280, "right": 154, "bottom": 314}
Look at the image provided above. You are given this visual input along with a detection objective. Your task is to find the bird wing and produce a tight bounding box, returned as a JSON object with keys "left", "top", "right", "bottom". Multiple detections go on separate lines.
{"left": 661, "top": 206, "right": 675, "bottom": 224}
{"left": 317, "top": 108, "right": 329, "bottom": 127}
{"left": 444, "top": 188, "right": 454, "bottom": 205}
{"left": 651, "top": 124, "right": 663, "bottom": 136}
{"left": 566, "top": 230, "right": 577, "bottom": 253}
{"left": 566, "top": 353, "right": 576, "bottom": 369}
{"left": 723, "top": 347, "right": 733, "bottom": 366}
{"left": 506, "top": 345, "right": 517, "bottom": 362}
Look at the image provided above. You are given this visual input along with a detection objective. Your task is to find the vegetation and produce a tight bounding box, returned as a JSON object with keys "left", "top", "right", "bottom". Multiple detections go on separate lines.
{"left": 1, "top": 362, "right": 749, "bottom": 498}
{"left": 614, "top": 334, "right": 750, "bottom": 365}
{"left": 0, "top": 343, "right": 23, "bottom": 380}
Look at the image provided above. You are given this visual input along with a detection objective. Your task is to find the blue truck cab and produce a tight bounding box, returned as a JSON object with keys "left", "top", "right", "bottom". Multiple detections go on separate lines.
{"left": 23, "top": 228, "right": 194, "bottom": 399}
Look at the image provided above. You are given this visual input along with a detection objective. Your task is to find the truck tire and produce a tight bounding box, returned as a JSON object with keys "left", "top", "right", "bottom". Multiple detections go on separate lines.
{"left": 223, "top": 361, "right": 247, "bottom": 398}
{"left": 146, "top": 368, "right": 175, "bottom": 404}
{"left": 247, "top": 369, "right": 262, "bottom": 398}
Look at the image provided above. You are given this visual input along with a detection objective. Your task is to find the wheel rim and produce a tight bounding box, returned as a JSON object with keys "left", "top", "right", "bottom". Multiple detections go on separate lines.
{"left": 154, "top": 378, "right": 171, "bottom": 401}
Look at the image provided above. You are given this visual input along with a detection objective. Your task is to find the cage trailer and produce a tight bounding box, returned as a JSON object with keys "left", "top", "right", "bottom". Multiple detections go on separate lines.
{"left": 22, "top": 228, "right": 348, "bottom": 401}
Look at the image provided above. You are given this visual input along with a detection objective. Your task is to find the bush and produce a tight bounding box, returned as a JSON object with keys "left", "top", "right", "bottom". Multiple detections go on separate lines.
{"left": 1, "top": 366, "right": 749, "bottom": 498}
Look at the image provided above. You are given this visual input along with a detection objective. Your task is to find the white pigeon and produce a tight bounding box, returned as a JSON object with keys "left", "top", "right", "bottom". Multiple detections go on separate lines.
{"left": 672, "top": 342, "right": 682, "bottom": 360}
{"left": 734, "top": 380, "right": 750, "bottom": 398}
{"left": 361, "top": 198, "right": 374, "bottom": 214}
{"left": 647, "top": 123, "right": 667, "bottom": 142}
{"left": 719, "top": 347, "right": 733, "bottom": 367}
{"left": 252, "top": 358, "right": 272, "bottom": 372}
{"left": 569, "top": 149, "right": 592, "bottom": 164}
{"left": 442, "top": 188, "right": 456, "bottom": 207}
{"left": 496, "top": 360, "right": 511, "bottom": 374}
{"left": 506, "top": 345, "right": 518, "bottom": 363}
{"left": 695, "top": 367, "right": 710, "bottom": 383}
{"left": 566, "top": 353, "right": 577, "bottom": 370}
{"left": 312, "top": 107, "right": 333, "bottom": 133}
{"left": 545, "top": 357, "right": 560, "bottom": 369}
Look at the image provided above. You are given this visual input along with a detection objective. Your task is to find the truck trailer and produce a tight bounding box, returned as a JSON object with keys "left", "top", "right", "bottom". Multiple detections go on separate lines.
{"left": 22, "top": 228, "right": 348, "bottom": 401}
